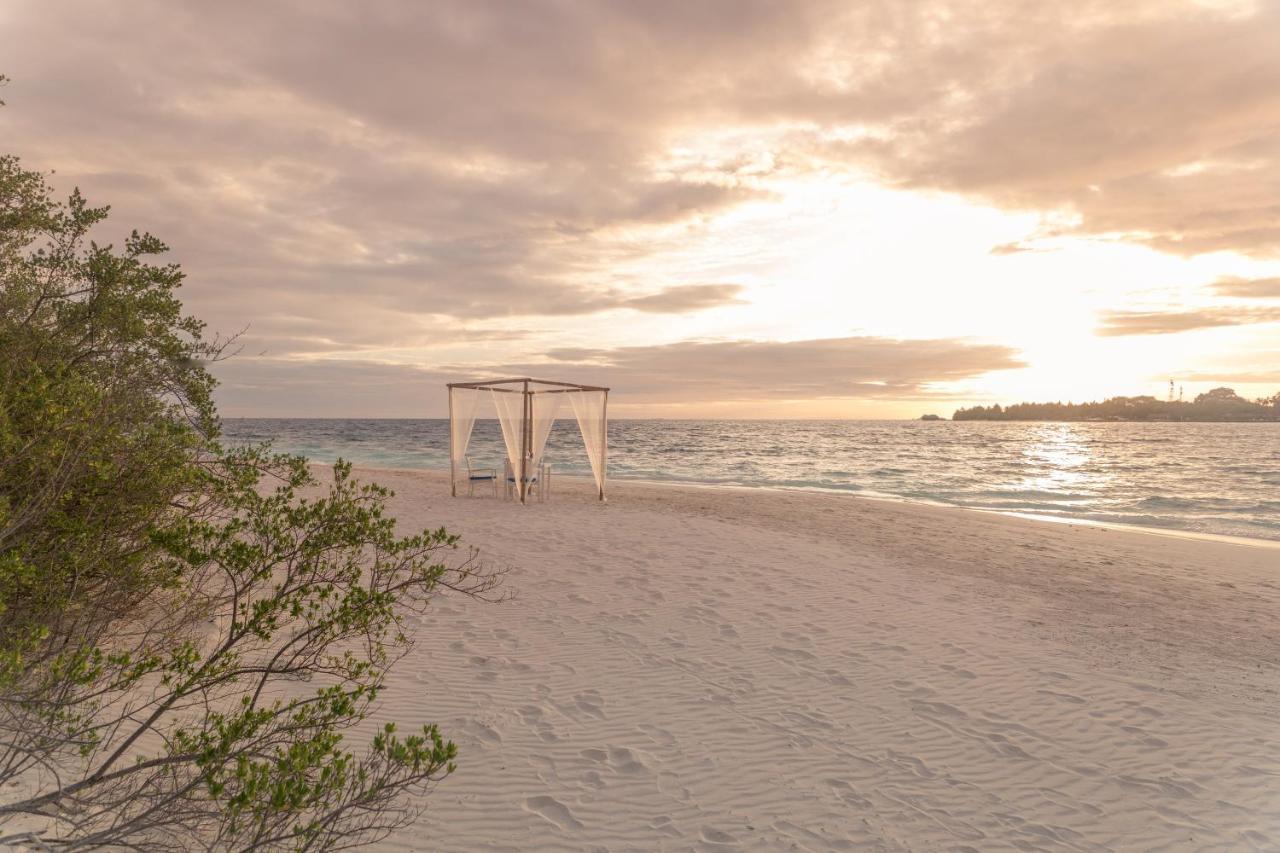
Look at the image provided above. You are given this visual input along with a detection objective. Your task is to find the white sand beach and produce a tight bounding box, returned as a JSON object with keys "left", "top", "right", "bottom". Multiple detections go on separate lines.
{"left": 346, "top": 467, "right": 1280, "bottom": 852}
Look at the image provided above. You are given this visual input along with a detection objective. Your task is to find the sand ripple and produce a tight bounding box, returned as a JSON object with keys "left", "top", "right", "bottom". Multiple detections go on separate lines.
{"left": 333, "top": 469, "right": 1280, "bottom": 852}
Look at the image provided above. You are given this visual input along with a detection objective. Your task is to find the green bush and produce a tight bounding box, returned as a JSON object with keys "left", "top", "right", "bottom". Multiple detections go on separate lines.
{"left": 0, "top": 143, "right": 499, "bottom": 849}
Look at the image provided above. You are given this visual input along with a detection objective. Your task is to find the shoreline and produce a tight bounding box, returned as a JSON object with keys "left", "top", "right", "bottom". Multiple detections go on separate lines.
{"left": 321, "top": 462, "right": 1280, "bottom": 551}
{"left": 615, "top": 474, "right": 1280, "bottom": 550}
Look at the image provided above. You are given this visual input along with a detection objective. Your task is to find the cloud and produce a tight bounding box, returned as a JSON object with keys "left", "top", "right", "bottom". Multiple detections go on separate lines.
{"left": 1173, "top": 369, "right": 1280, "bottom": 386}
{"left": 621, "top": 284, "right": 746, "bottom": 313}
{"left": 988, "top": 241, "right": 1056, "bottom": 256}
{"left": 3, "top": 0, "right": 781, "bottom": 352}
{"left": 5, "top": 0, "right": 1278, "bottom": 415}
{"left": 804, "top": 3, "right": 1280, "bottom": 257}
{"left": 8, "top": 2, "right": 1274, "bottom": 326}
{"left": 214, "top": 334, "right": 1023, "bottom": 415}
{"left": 1212, "top": 276, "right": 1280, "bottom": 298}
{"left": 476, "top": 335, "right": 1025, "bottom": 402}
{"left": 214, "top": 359, "right": 455, "bottom": 419}
{"left": 1098, "top": 307, "right": 1280, "bottom": 336}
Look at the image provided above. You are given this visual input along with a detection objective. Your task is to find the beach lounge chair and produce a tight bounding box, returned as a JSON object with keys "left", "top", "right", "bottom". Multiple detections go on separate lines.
{"left": 465, "top": 456, "right": 498, "bottom": 497}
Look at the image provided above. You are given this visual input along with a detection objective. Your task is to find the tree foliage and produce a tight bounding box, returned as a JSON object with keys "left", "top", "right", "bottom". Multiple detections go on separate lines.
{"left": 0, "top": 146, "right": 498, "bottom": 849}
{"left": 953, "top": 389, "right": 1280, "bottom": 422}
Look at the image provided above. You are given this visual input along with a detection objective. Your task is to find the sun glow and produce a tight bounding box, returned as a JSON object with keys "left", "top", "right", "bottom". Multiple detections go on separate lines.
{"left": 511, "top": 151, "right": 1280, "bottom": 414}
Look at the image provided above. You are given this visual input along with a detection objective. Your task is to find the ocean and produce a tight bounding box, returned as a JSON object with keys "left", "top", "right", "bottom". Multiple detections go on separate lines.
{"left": 222, "top": 419, "right": 1280, "bottom": 543}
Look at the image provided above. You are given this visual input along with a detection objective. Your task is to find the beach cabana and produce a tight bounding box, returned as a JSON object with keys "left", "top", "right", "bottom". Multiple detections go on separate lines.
{"left": 447, "top": 378, "right": 609, "bottom": 504}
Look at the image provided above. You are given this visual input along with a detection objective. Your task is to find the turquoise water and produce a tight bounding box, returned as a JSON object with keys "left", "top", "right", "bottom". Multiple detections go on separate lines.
{"left": 223, "top": 419, "right": 1280, "bottom": 542}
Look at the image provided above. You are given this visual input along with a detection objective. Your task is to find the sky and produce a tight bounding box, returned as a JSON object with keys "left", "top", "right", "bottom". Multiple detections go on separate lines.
{"left": 3, "top": 0, "right": 1279, "bottom": 418}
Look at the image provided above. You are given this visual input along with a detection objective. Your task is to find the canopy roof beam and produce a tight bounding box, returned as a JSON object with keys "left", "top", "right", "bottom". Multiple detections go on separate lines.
{"left": 448, "top": 377, "right": 610, "bottom": 393}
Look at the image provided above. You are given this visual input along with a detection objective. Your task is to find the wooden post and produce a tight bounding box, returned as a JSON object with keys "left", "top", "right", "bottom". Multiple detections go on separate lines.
{"left": 600, "top": 389, "right": 608, "bottom": 501}
{"left": 448, "top": 385, "right": 456, "bottom": 498}
{"left": 520, "top": 380, "right": 530, "bottom": 504}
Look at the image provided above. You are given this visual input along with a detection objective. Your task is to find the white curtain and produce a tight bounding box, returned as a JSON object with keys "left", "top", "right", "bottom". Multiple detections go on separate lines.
{"left": 490, "top": 388, "right": 527, "bottom": 499}
{"left": 529, "top": 393, "right": 562, "bottom": 473}
{"left": 449, "top": 387, "right": 482, "bottom": 484}
{"left": 569, "top": 390, "right": 607, "bottom": 498}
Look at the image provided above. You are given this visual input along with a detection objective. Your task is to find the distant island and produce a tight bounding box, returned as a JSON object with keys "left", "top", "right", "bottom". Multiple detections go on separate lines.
{"left": 953, "top": 387, "right": 1280, "bottom": 422}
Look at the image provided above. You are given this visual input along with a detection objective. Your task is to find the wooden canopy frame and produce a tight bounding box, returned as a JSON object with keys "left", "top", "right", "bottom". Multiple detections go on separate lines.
{"left": 447, "top": 378, "right": 610, "bottom": 503}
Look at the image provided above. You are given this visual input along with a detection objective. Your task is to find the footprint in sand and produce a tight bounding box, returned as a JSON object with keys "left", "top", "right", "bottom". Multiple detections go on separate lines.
{"left": 1037, "top": 669, "right": 1073, "bottom": 681}
{"left": 769, "top": 645, "right": 818, "bottom": 662}
{"left": 519, "top": 705, "right": 559, "bottom": 742}
{"left": 825, "top": 778, "right": 873, "bottom": 808}
{"left": 1117, "top": 774, "right": 1200, "bottom": 798}
{"left": 523, "top": 796, "right": 583, "bottom": 831}
{"left": 1036, "top": 688, "right": 1087, "bottom": 705}
{"left": 985, "top": 733, "right": 1033, "bottom": 760}
{"left": 574, "top": 690, "right": 605, "bottom": 718}
{"left": 607, "top": 746, "right": 652, "bottom": 775}
{"left": 579, "top": 745, "right": 654, "bottom": 776}
{"left": 466, "top": 721, "right": 502, "bottom": 745}
{"left": 885, "top": 748, "right": 936, "bottom": 779}
{"left": 657, "top": 770, "right": 692, "bottom": 802}
{"left": 912, "top": 699, "right": 968, "bottom": 719}
{"left": 649, "top": 815, "right": 682, "bottom": 837}
{"left": 637, "top": 723, "right": 676, "bottom": 747}
{"left": 782, "top": 709, "right": 835, "bottom": 730}
{"left": 700, "top": 827, "right": 740, "bottom": 847}
{"left": 890, "top": 680, "right": 934, "bottom": 697}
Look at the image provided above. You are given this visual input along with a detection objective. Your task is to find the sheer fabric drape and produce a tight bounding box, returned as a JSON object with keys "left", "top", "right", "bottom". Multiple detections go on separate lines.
{"left": 449, "top": 387, "right": 482, "bottom": 485}
{"left": 530, "top": 393, "right": 562, "bottom": 473}
{"left": 490, "top": 389, "right": 527, "bottom": 499}
{"left": 569, "top": 390, "right": 607, "bottom": 498}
